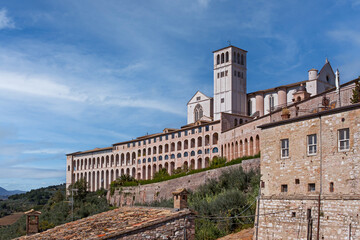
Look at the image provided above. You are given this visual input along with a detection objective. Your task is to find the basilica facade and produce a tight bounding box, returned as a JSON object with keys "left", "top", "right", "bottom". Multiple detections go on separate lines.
{"left": 66, "top": 45, "right": 340, "bottom": 192}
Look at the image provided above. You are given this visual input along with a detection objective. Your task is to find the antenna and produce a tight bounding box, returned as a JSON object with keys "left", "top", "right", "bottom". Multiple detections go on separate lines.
{"left": 227, "top": 40, "right": 231, "bottom": 46}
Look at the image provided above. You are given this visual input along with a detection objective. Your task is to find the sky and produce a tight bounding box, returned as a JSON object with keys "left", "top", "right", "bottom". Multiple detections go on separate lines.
{"left": 0, "top": 0, "right": 359, "bottom": 191}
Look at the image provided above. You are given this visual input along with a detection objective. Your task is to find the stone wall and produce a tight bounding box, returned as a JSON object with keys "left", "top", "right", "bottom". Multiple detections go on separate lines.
{"left": 108, "top": 158, "right": 260, "bottom": 206}
{"left": 256, "top": 104, "right": 360, "bottom": 239}
{"left": 114, "top": 212, "right": 195, "bottom": 240}
{"left": 257, "top": 198, "right": 360, "bottom": 240}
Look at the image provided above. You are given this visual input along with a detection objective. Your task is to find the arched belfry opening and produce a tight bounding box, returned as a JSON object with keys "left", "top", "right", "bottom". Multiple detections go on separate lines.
{"left": 194, "top": 104, "right": 203, "bottom": 122}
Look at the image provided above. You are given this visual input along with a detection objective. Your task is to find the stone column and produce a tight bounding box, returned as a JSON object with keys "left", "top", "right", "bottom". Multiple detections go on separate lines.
{"left": 255, "top": 92, "right": 264, "bottom": 116}
{"left": 277, "top": 87, "right": 287, "bottom": 108}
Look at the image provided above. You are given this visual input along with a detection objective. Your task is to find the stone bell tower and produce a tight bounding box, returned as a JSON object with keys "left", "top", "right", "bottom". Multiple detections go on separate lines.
{"left": 213, "top": 45, "right": 247, "bottom": 120}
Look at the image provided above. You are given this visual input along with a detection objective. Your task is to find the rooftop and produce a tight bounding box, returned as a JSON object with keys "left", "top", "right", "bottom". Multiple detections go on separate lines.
{"left": 17, "top": 206, "right": 193, "bottom": 240}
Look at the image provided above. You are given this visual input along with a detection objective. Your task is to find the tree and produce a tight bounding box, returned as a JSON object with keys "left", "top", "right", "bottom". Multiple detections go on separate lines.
{"left": 350, "top": 80, "right": 360, "bottom": 104}
{"left": 68, "top": 179, "right": 88, "bottom": 201}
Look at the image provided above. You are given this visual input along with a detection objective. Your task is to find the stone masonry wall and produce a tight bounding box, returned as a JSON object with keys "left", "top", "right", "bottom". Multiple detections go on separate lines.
{"left": 257, "top": 198, "right": 360, "bottom": 240}
{"left": 114, "top": 214, "right": 195, "bottom": 240}
{"left": 108, "top": 158, "right": 259, "bottom": 206}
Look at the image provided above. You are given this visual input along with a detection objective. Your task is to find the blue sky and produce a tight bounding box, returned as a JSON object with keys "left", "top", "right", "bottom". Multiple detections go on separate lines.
{"left": 0, "top": 0, "right": 359, "bottom": 191}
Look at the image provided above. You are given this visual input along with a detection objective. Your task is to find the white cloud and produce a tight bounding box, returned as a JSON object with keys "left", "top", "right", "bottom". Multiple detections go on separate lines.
{"left": 23, "top": 148, "right": 68, "bottom": 155}
{"left": 197, "top": 0, "right": 211, "bottom": 8}
{"left": 0, "top": 8, "right": 15, "bottom": 30}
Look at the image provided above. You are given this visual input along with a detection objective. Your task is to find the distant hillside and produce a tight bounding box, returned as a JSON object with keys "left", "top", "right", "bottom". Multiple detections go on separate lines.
{"left": 0, "top": 187, "right": 25, "bottom": 199}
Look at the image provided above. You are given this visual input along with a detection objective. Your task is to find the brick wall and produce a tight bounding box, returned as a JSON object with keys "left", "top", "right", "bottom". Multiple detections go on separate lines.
{"left": 108, "top": 158, "right": 260, "bottom": 206}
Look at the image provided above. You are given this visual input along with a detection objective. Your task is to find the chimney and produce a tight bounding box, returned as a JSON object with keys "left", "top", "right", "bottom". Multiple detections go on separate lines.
{"left": 25, "top": 209, "right": 41, "bottom": 235}
{"left": 172, "top": 188, "right": 189, "bottom": 210}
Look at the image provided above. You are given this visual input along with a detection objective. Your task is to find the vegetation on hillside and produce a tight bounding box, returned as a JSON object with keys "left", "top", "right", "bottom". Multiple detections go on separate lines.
{"left": 0, "top": 182, "right": 110, "bottom": 240}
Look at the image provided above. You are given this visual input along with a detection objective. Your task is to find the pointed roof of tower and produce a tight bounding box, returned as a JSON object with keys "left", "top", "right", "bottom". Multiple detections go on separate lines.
{"left": 213, "top": 45, "right": 248, "bottom": 53}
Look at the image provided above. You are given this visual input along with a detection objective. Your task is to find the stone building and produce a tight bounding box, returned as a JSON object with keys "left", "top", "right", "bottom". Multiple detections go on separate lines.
{"left": 66, "top": 44, "right": 354, "bottom": 194}
{"left": 255, "top": 103, "right": 360, "bottom": 239}
{"left": 17, "top": 206, "right": 195, "bottom": 240}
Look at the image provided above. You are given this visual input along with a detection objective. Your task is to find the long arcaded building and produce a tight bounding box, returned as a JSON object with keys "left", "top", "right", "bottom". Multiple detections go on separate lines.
{"left": 66, "top": 44, "right": 354, "bottom": 192}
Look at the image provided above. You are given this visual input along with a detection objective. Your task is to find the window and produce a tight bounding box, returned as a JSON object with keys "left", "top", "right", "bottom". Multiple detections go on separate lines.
{"left": 142, "top": 159, "right": 146, "bottom": 163}
{"left": 217, "top": 73, "right": 220, "bottom": 78}
{"left": 191, "top": 129, "right": 195, "bottom": 134}
{"left": 185, "top": 130, "right": 188, "bottom": 136}
{"left": 338, "top": 128, "right": 350, "bottom": 151}
{"left": 307, "top": 134, "right": 317, "bottom": 155}
{"left": 197, "top": 96, "right": 201, "bottom": 101}
{"left": 292, "top": 212, "right": 296, "bottom": 218}
{"left": 221, "top": 53, "right": 224, "bottom": 63}
{"left": 281, "top": 184, "right": 288, "bottom": 193}
{"left": 238, "top": 71, "right": 241, "bottom": 77}
{"left": 295, "top": 179, "right": 300, "bottom": 184}
{"left": 127, "top": 143, "right": 130, "bottom": 147}
{"left": 269, "top": 95, "right": 274, "bottom": 112}
{"left": 178, "top": 132, "right": 181, "bottom": 137}
{"left": 198, "top": 127, "right": 202, "bottom": 133}
{"left": 212, "top": 147, "right": 218, "bottom": 153}
{"left": 143, "top": 140, "right": 146, "bottom": 145}
{"left": 138, "top": 159, "right": 141, "bottom": 164}
{"left": 171, "top": 154, "right": 175, "bottom": 159}
{"left": 225, "top": 70, "right": 228, "bottom": 76}
{"left": 234, "top": 70, "right": 237, "bottom": 77}
{"left": 241, "top": 54, "right": 244, "bottom": 65}
{"left": 177, "top": 153, "right": 181, "bottom": 158}
{"left": 197, "top": 150, "right": 202, "bottom": 154}
{"left": 281, "top": 139, "right": 289, "bottom": 158}
{"left": 165, "top": 155, "right": 169, "bottom": 160}
{"left": 138, "top": 141, "right": 141, "bottom": 146}
{"left": 159, "top": 156, "right": 163, "bottom": 161}
{"left": 308, "top": 183, "right": 316, "bottom": 192}
{"left": 132, "top": 142, "right": 135, "bottom": 147}
{"left": 221, "top": 72, "right": 224, "bottom": 77}
{"left": 148, "top": 158, "right": 151, "bottom": 162}
{"left": 330, "top": 182, "right": 334, "bottom": 192}
{"left": 171, "top": 133, "right": 175, "bottom": 139}
{"left": 225, "top": 51, "right": 229, "bottom": 62}
{"left": 217, "top": 54, "right": 220, "bottom": 64}
{"left": 153, "top": 157, "right": 156, "bottom": 162}
{"left": 148, "top": 139, "right": 151, "bottom": 144}
{"left": 165, "top": 135, "right": 168, "bottom": 140}
{"left": 154, "top": 138, "right": 156, "bottom": 143}
{"left": 191, "top": 151, "right": 195, "bottom": 156}
{"left": 205, "top": 126, "right": 209, "bottom": 131}
{"left": 194, "top": 104, "right": 203, "bottom": 122}
{"left": 205, "top": 148, "right": 210, "bottom": 154}
{"left": 160, "top": 136, "right": 162, "bottom": 141}
{"left": 233, "top": 52, "right": 237, "bottom": 63}
{"left": 221, "top": 98, "right": 224, "bottom": 103}
{"left": 184, "top": 152, "right": 188, "bottom": 157}
{"left": 261, "top": 181, "right": 265, "bottom": 188}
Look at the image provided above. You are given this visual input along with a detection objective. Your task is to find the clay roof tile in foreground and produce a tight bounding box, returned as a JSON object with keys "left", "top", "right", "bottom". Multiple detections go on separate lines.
{"left": 16, "top": 207, "right": 193, "bottom": 240}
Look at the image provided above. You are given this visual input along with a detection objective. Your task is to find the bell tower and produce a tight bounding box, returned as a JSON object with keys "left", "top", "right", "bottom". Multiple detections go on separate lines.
{"left": 213, "top": 45, "right": 247, "bottom": 120}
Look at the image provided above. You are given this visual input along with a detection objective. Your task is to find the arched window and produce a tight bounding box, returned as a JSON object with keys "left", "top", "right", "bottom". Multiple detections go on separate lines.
{"left": 184, "top": 152, "right": 189, "bottom": 157}
{"left": 165, "top": 155, "right": 169, "bottom": 160}
{"left": 233, "top": 52, "right": 236, "bottom": 63}
{"left": 234, "top": 119, "right": 238, "bottom": 127}
{"left": 171, "top": 154, "right": 175, "bottom": 159}
{"left": 237, "top": 53, "right": 240, "bottom": 64}
{"left": 269, "top": 95, "right": 274, "bottom": 111}
{"left": 241, "top": 54, "right": 244, "bottom": 65}
{"left": 225, "top": 51, "right": 229, "bottom": 62}
{"left": 177, "top": 153, "right": 181, "bottom": 158}
{"left": 191, "top": 151, "right": 195, "bottom": 156}
{"left": 153, "top": 157, "right": 156, "bottom": 162}
{"left": 221, "top": 53, "right": 225, "bottom": 63}
{"left": 194, "top": 104, "right": 203, "bottom": 122}
{"left": 212, "top": 147, "right": 219, "bottom": 153}
{"left": 159, "top": 156, "right": 163, "bottom": 161}
{"left": 217, "top": 54, "right": 220, "bottom": 64}
{"left": 143, "top": 158, "right": 146, "bottom": 163}
{"left": 197, "top": 150, "right": 202, "bottom": 154}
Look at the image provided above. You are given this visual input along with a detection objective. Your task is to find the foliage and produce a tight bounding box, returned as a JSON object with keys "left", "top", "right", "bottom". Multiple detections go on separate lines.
{"left": 68, "top": 178, "right": 88, "bottom": 201}
{"left": 188, "top": 166, "right": 260, "bottom": 239}
{"left": 110, "top": 174, "right": 138, "bottom": 195}
{"left": 134, "top": 198, "right": 173, "bottom": 208}
{"left": 210, "top": 157, "right": 226, "bottom": 168}
{"left": 350, "top": 80, "right": 360, "bottom": 104}
{"left": 0, "top": 182, "right": 111, "bottom": 240}
{"left": 153, "top": 168, "right": 170, "bottom": 181}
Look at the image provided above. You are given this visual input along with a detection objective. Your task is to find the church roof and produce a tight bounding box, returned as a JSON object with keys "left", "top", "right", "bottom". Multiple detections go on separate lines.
{"left": 187, "top": 90, "right": 212, "bottom": 105}
{"left": 212, "top": 45, "right": 248, "bottom": 53}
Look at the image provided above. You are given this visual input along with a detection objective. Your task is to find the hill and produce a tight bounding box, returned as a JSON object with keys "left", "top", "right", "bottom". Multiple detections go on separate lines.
{"left": 0, "top": 187, "right": 25, "bottom": 199}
